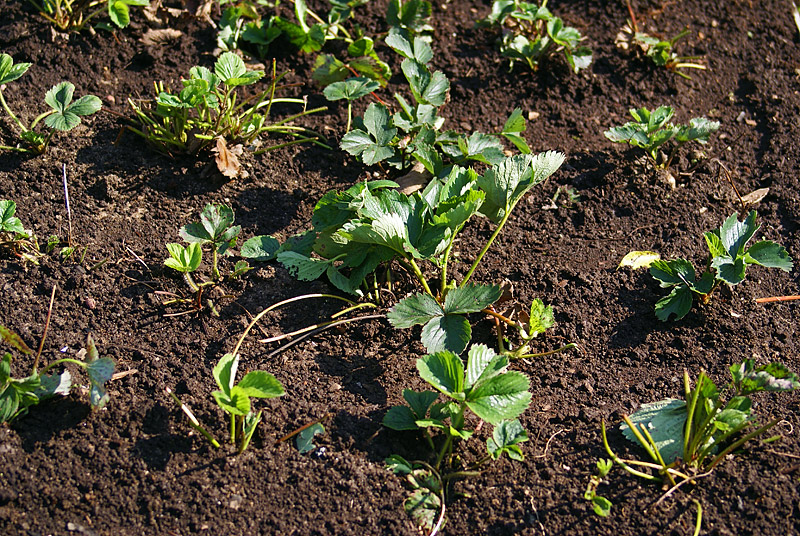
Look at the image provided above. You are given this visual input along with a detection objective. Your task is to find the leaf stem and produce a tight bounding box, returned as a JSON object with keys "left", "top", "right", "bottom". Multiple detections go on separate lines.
{"left": 460, "top": 207, "right": 512, "bottom": 288}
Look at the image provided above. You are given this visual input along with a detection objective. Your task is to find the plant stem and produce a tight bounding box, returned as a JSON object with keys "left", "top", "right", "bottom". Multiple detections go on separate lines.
{"left": 692, "top": 499, "right": 703, "bottom": 536}
{"left": 32, "top": 285, "right": 57, "bottom": 372}
{"left": 460, "top": 207, "right": 512, "bottom": 288}
{"left": 408, "top": 258, "right": 435, "bottom": 298}
{"left": 0, "top": 90, "right": 28, "bottom": 133}
{"left": 601, "top": 420, "right": 660, "bottom": 481}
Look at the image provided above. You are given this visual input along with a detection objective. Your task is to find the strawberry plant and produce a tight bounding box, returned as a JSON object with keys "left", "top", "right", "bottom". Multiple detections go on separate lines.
{"left": 386, "top": 0, "right": 433, "bottom": 39}
{"left": 1, "top": 54, "right": 102, "bottom": 154}
{"left": 339, "top": 32, "right": 531, "bottom": 176}
{"left": 1, "top": 328, "right": 115, "bottom": 423}
{"left": 279, "top": 152, "right": 565, "bottom": 354}
{"left": 604, "top": 105, "right": 719, "bottom": 170}
{"left": 600, "top": 359, "right": 798, "bottom": 507}
{"left": 0, "top": 200, "right": 41, "bottom": 264}
{"left": 384, "top": 344, "right": 532, "bottom": 532}
{"left": 650, "top": 211, "right": 793, "bottom": 321}
{"left": 127, "top": 53, "right": 326, "bottom": 166}
{"left": 26, "top": 0, "right": 149, "bottom": 32}
{"left": 478, "top": 0, "right": 592, "bottom": 73}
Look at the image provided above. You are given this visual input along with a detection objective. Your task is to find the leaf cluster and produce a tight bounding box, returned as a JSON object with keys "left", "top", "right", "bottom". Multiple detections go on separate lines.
{"left": 478, "top": 0, "right": 592, "bottom": 73}
{"left": 212, "top": 352, "right": 284, "bottom": 453}
{"left": 386, "top": 0, "right": 433, "bottom": 40}
{"left": 604, "top": 105, "right": 719, "bottom": 170}
{"left": 340, "top": 32, "right": 531, "bottom": 175}
{"left": 27, "top": 0, "right": 149, "bottom": 32}
{"left": 650, "top": 211, "right": 793, "bottom": 321}
{"left": 0, "top": 329, "right": 114, "bottom": 423}
{"left": 278, "top": 152, "right": 564, "bottom": 352}
{"left": 128, "top": 52, "right": 324, "bottom": 158}
{"left": 605, "top": 359, "right": 799, "bottom": 486}
{"left": 384, "top": 344, "right": 531, "bottom": 531}
{"left": 1, "top": 54, "right": 102, "bottom": 154}
{"left": 0, "top": 200, "right": 42, "bottom": 264}
{"left": 621, "top": 27, "right": 706, "bottom": 79}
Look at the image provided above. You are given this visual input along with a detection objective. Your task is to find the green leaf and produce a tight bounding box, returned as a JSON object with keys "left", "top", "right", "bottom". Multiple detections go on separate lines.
{"left": 404, "top": 487, "right": 440, "bottom": 531}
{"left": 404, "top": 389, "right": 439, "bottom": 419}
{"left": 465, "top": 344, "right": 500, "bottom": 389}
{"left": 0, "top": 54, "right": 31, "bottom": 85}
{"left": 526, "top": 299, "right": 554, "bottom": 336}
{"left": 215, "top": 52, "right": 264, "bottom": 86}
{"left": 323, "top": 77, "right": 379, "bottom": 102}
{"left": 341, "top": 103, "right": 397, "bottom": 165}
{"left": 712, "top": 256, "right": 746, "bottom": 285}
{"left": 650, "top": 258, "right": 695, "bottom": 288}
{"left": 277, "top": 251, "right": 329, "bottom": 280}
{"left": 180, "top": 204, "right": 240, "bottom": 252}
{"left": 731, "top": 360, "right": 800, "bottom": 394}
{"left": 466, "top": 371, "right": 531, "bottom": 425}
{"left": 213, "top": 353, "right": 239, "bottom": 396}
{"left": 717, "top": 211, "right": 759, "bottom": 257}
{"left": 501, "top": 108, "right": 530, "bottom": 153}
{"left": 401, "top": 59, "right": 448, "bottom": 106}
{"left": 86, "top": 358, "right": 115, "bottom": 386}
{"left": 296, "top": 422, "right": 325, "bottom": 454}
{"left": 417, "top": 351, "right": 465, "bottom": 399}
{"left": 420, "top": 314, "right": 471, "bottom": 354}
{"left": 745, "top": 240, "right": 793, "bottom": 271}
{"left": 383, "top": 405, "right": 421, "bottom": 430}
{"left": 654, "top": 284, "right": 694, "bottom": 321}
{"left": 387, "top": 292, "right": 443, "bottom": 328}
{"left": 37, "top": 370, "right": 72, "bottom": 398}
{"left": 241, "top": 235, "right": 280, "bottom": 261}
{"left": 621, "top": 398, "right": 686, "bottom": 463}
{"left": 443, "top": 284, "right": 502, "bottom": 315}
{"left": 486, "top": 419, "right": 528, "bottom": 460}
{"left": 385, "top": 454, "right": 414, "bottom": 474}
{"left": 237, "top": 371, "right": 284, "bottom": 399}
{"left": 108, "top": 1, "right": 131, "bottom": 28}
{"left": 590, "top": 495, "right": 612, "bottom": 517}
{"left": 0, "top": 325, "right": 33, "bottom": 355}
{"left": 164, "top": 242, "right": 202, "bottom": 273}
{"left": 0, "top": 200, "right": 24, "bottom": 234}
{"left": 385, "top": 30, "right": 433, "bottom": 64}
{"left": 213, "top": 388, "right": 250, "bottom": 416}
{"left": 43, "top": 82, "right": 101, "bottom": 132}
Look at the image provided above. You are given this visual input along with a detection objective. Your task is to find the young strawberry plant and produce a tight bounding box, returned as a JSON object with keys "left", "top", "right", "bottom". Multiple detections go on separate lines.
{"left": 383, "top": 344, "right": 531, "bottom": 532}
{"left": 339, "top": 32, "right": 531, "bottom": 176}
{"left": 127, "top": 53, "right": 326, "bottom": 167}
{"left": 650, "top": 211, "right": 793, "bottom": 321}
{"left": 600, "top": 359, "right": 798, "bottom": 508}
{"left": 0, "top": 200, "right": 41, "bottom": 264}
{"left": 386, "top": 0, "right": 433, "bottom": 39}
{"left": 26, "top": 0, "right": 149, "bottom": 32}
{"left": 1, "top": 328, "right": 115, "bottom": 423}
{"left": 478, "top": 0, "right": 592, "bottom": 73}
{"left": 1, "top": 54, "right": 102, "bottom": 154}
{"left": 278, "top": 152, "right": 566, "bottom": 354}
{"left": 604, "top": 105, "right": 719, "bottom": 171}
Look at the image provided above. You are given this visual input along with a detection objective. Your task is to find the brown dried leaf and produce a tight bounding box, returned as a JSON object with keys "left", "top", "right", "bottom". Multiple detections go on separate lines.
{"left": 394, "top": 162, "right": 432, "bottom": 195}
{"left": 141, "top": 29, "right": 183, "bottom": 47}
{"left": 212, "top": 137, "right": 242, "bottom": 179}
{"left": 741, "top": 187, "right": 769, "bottom": 206}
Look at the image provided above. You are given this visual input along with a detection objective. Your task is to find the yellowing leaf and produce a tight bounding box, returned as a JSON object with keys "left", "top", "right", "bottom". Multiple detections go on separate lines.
{"left": 618, "top": 250, "right": 661, "bottom": 270}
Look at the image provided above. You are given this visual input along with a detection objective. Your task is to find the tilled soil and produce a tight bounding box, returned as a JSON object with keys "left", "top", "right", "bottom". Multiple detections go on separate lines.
{"left": 1, "top": 0, "right": 799, "bottom": 535}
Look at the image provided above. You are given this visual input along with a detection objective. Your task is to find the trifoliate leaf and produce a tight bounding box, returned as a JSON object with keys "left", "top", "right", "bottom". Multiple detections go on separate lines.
{"left": 731, "top": 359, "right": 800, "bottom": 394}
{"left": 654, "top": 285, "right": 694, "bottom": 321}
{"left": 323, "top": 77, "right": 379, "bottom": 102}
{"left": 403, "top": 389, "right": 439, "bottom": 419}
{"left": 164, "top": 242, "right": 202, "bottom": 273}
{"left": 486, "top": 419, "right": 528, "bottom": 460}
{"left": 649, "top": 258, "right": 695, "bottom": 288}
{"left": 387, "top": 292, "right": 443, "bottom": 328}
{"left": 443, "top": 284, "right": 502, "bottom": 315}
{"left": 420, "top": 314, "right": 471, "bottom": 354}
{"left": 277, "top": 251, "right": 329, "bottom": 281}
{"left": 618, "top": 250, "right": 661, "bottom": 270}
{"left": 0, "top": 200, "right": 25, "bottom": 234}
{"left": 383, "top": 405, "right": 421, "bottom": 430}
{"left": 0, "top": 54, "right": 31, "bottom": 85}
{"left": 621, "top": 398, "right": 686, "bottom": 463}
{"left": 404, "top": 487, "right": 440, "bottom": 531}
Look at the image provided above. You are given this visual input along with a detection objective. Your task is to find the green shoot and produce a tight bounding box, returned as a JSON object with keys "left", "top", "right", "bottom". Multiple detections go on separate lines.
{"left": 0, "top": 200, "right": 42, "bottom": 264}
{"left": 650, "top": 211, "right": 793, "bottom": 321}
{"left": 27, "top": 0, "right": 149, "bottom": 32}
{"left": 584, "top": 459, "right": 612, "bottom": 517}
{"left": 383, "top": 344, "right": 532, "bottom": 531}
{"left": 478, "top": 0, "right": 592, "bottom": 73}
{"left": 604, "top": 105, "right": 719, "bottom": 170}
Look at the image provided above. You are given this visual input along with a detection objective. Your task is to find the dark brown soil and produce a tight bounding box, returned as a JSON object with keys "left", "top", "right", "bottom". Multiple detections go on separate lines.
{"left": 1, "top": 1, "right": 799, "bottom": 535}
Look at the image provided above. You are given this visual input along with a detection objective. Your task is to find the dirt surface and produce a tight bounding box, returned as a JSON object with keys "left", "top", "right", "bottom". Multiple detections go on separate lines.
{"left": 1, "top": 0, "right": 799, "bottom": 535}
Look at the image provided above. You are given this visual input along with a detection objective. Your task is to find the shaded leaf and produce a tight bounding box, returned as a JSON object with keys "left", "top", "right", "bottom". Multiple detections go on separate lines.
{"left": 621, "top": 398, "right": 686, "bottom": 463}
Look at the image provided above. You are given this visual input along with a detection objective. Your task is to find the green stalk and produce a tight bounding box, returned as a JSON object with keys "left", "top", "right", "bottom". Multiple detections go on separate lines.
{"left": 682, "top": 370, "right": 700, "bottom": 460}
{"left": 0, "top": 90, "right": 29, "bottom": 133}
{"left": 692, "top": 500, "right": 703, "bottom": 536}
{"left": 601, "top": 420, "right": 660, "bottom": 481}
{"left": 460, "top": 205, "right": 513, "bottom": 288}
{"left": 439, "top": 240, "right": 456, "bottom": 296}
{"left": 707, "top": 418, "right": 780, "bottom": 470}
{"left": 408, "top": 258, "right": 435, "bottom": 298}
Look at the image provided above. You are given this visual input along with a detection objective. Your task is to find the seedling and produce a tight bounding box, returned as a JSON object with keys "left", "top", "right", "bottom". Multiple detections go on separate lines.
{"left": 650, "top": 211, "right": 793, "bottom": 321}
{"left": 584, "top": 459, "right": 612, "bottom": 517}
{"left": 384, "top": 344, "right": 532, "bottom": 531}
{"left": 26, "top": 0, "right": 149, "bottom": 32}
{"left": 386, "top": 0, "right": 433, "bottom": 39}
{"left": 1, "top": 55, "right": 102, "bottom": 154}
{"left": 323, "top": 77, "right": 380, "bottom": 132}
{"left": 478, "top": 0, "right": 592, "bottom": 73}
{"left": 604, "top": 105, "right": 719, "bottom": 170}
{"left": 0, "top": 200, "right": 41, "bottom": 264}
{"left": 280, "top": 153, "right": 568, "bottom": 355}
{"left": 484, "top": 298, "right": 575, "bottom": 359}
{"left": 1, "top": 327, "right": 115, "bottom": 423}
{"left": 601, "top": 359, "right": 798, "bottom": 502}
{"left": 340, "top": 32, "right": 531, "bottom": 174}
{"left": 127, "top": 53, "right": 326, "bottom": 168}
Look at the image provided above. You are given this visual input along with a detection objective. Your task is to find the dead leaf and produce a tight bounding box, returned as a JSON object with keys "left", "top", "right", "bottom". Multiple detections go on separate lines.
{"left": 618, "top": 251, "right": 661, "bottom": 270}
{"left": 741, "top": 187, "right": 769, "bottom": 206}
{"left": 394, "top": 162, "right": 432, "bottom": 194}
{"left": 212, "top": 137, "right": 242, "bottom": 179}
{"left": 141, "top": 29, "right": 183, "bottom": 47}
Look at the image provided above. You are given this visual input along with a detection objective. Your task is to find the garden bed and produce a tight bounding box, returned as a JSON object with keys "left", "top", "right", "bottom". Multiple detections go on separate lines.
{"left": 1, "top": 0, "right": 799, "bottom": 534}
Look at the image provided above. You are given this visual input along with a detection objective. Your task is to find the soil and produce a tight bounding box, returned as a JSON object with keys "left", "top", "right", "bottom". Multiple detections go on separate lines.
{"left": 1, "top": 0, "right": 799, "bottom": 535}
